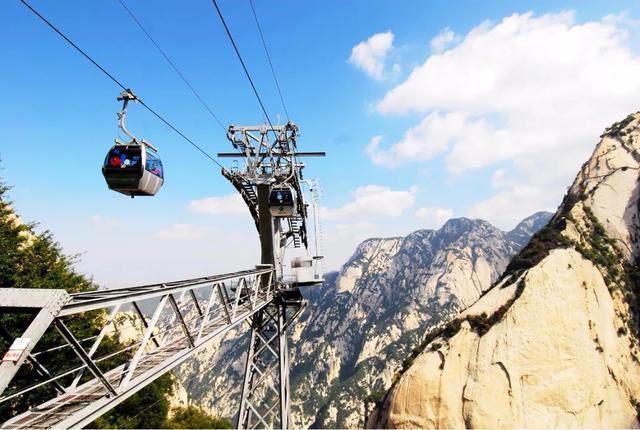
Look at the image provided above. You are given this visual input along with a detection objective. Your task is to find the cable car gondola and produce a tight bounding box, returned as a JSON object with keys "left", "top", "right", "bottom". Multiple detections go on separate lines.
{"left": 102, "top": 144, "right": 163, "bottom": 197}
{"left": 269, "top": 186, "right": 296, "bottom": 217}
{"left": 102, "top": 90, "right": 164, "bottom": 198}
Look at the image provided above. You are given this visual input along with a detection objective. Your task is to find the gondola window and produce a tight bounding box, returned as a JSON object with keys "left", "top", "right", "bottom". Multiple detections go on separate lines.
{"left": 145, "top": 148, "right": 164, "bottom": 178}
{"left": 105, "top": 147, "right": 142, "bottom": 169}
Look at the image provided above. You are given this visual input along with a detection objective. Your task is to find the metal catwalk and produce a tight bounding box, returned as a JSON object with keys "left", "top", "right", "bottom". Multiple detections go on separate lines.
{"left": 0, "top": 268, "right": 278, "bottom": 428}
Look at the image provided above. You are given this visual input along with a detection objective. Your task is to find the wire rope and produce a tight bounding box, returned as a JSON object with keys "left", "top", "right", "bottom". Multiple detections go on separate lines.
{"left": 210, "top": 0, "right": 276, "bottom": 133}
{"left": 248, "top": 0, "right": 290, "bottom": 122}
{"left": 19, "top": 0, "right": 226, "bottom": 170}
{"left": 115, "top": 0, "right": 227, "bottom": 132}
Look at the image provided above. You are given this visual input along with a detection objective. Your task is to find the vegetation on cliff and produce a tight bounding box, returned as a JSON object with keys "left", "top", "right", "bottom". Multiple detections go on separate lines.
{"left": 572, "top": 206, "right": 640, "bottom": 350}
{"left": 164, "top": 406, "right": 232, "bottom": 429}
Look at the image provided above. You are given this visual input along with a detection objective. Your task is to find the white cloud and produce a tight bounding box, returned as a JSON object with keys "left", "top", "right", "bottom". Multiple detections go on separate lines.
{"left": 89, "top": 214, "right": 121, "bottom": 227}
{"left": 430, "top": 27, "right": 461, "bottom": 53}
{"left": 364, "top": 135, "right": 385, "bottom": 164}
{"left": 322, "top": 185, "right": 417, "bottom": 221}
{"left": 188, "top": 194, "right": 246, "bottom": 215}
{"left": 349, "top": 31, "right": 395, "bottom": 80}
{"left": 154, "top": 223, "right": 207, "bottom": 240}
{"left": 603, "top": 12, "right": 640, "bottom": 29}
{"left": 468, "top": 185, "right": 553, "bottom": 230}
{"left": 366, "top": 112, "right": 470, "bottom": 167}
{"left": 415, "top": 207, "right": 453, "bottom": 228}
{"left": 370, "top": 11, "right": 640, "bottom": 227}
{"left": 491, "top": 169, "right": 507, "bottom": 188}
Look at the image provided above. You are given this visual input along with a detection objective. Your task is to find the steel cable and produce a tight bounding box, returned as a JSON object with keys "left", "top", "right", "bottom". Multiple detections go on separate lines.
{"left": 19, "top": 0, "right": 226, "bottom": 170}
{"left": 115, "top": 0, "right": 227, "bottom": 132}
{"left": 248, "top": 0, "right": 290, "bottom": 122}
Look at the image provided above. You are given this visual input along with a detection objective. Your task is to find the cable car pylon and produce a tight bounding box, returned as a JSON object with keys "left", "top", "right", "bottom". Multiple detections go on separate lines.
{"left": 218, "top": 122, "right": 325, "bottom": 428}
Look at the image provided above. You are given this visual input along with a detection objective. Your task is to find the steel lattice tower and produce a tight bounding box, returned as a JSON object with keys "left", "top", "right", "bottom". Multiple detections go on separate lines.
{"left": 219, "top": 122, "right": 324, "bottom": 429}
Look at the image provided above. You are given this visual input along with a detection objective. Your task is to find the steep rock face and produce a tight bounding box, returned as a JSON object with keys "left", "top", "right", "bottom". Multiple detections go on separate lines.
{"left": 174, "top": 213, "right": 550, "bottom": 427}
{"left": 173, "top": 325, "right": 247, "bottom": 419}
{"left": 369, "top": 113, "right": 640, "bottom": 428}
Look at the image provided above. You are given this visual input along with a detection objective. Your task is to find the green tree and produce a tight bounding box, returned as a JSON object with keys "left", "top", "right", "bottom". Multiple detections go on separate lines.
{"left": 91, "top": 374, "right": 175, "bottom": 429}
{"left": 163, "top": 406, "right": 232, "bottom": 429}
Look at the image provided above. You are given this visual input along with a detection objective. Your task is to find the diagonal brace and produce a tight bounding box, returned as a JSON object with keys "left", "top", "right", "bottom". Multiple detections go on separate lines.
{"left": 168, "top": 294, "right": 194, "bottom": 348}
{"left": 132, "top": 302, "right": 161, "bottom": 348}
{"left": 53, "top": 318, "right": 116, "bottom": 396}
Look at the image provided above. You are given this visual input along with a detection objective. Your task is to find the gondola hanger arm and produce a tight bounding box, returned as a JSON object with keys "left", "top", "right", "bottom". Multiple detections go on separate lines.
{"left": 116, "top": 90, "right": 144, "bottom": 147}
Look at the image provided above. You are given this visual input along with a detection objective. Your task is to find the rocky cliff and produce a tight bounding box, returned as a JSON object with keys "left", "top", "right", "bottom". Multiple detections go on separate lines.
{"left": 368, "top": 113, "right": 640, "bottom": 428}
{"left": 173, "top": 212, "right": 551, "bottom": 427}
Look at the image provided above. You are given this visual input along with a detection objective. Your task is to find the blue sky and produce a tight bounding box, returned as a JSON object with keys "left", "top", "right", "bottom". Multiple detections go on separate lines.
{"left": 2, "top": 0, "right": 640, "bottom": 287}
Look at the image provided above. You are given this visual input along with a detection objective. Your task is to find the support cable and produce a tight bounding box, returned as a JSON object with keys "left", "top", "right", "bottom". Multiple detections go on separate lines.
{"left": 19, "top": 0, "right": 127, "bottom": 90}
{"left": 248, "top": 0, "right": 290, "bottom": 122}
{"left": 136, "top": 99, "right": 225, "bottom": 168}
{"left": 19, "top": 0, "right": 226, "bottom": 170}
{"left": 210, "top": 0, "right": 276, "bottom": 132}
{"left": 115, "top": 0, "right": 227, "bottom": 132}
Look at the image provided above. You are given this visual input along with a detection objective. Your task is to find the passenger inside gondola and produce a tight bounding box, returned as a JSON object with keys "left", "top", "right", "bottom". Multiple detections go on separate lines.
{"left": 109, "top": 155, "right": 121, "bottom": 168}
{"left": 105, "top": 148, "right": 141, "bottom": 169}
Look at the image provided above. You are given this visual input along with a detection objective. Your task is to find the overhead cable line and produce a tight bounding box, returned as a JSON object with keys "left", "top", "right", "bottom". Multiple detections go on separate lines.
{"left": 19, "top": 0, "right": 127, "bottom": 90}
{"left": 248, "top": 0, "right": 290, "bottom": 122}
{"left": 210, "top": 0, "right": 276, "bottom": 131}
{"left": 115, "top": 0, "right": 227, "bottom": 132}
{"left": 136, "top": 99, "right": 224, "bottom": 167}
{"left": 19, "top": 0, "right": 226, "bottom": 170}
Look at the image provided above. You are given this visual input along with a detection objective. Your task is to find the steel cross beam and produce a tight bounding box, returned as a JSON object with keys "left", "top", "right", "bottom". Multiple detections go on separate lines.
{"left": 0, "top": 267, "right": 276, "bottom": 429}
{"left": 224, "top": 123, "right": 300, "bottom": 185}
{"left": 237, "top": 289, "right": 305, "bottom": 430}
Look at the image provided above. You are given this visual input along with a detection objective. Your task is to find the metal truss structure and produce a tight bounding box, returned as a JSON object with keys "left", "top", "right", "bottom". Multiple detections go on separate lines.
{"left": 237, "top": 292, "right": 304, "bottom": 429}
{"left": 0, "top": 268, "right": 275, "bottom": 429}
{"left": 220, "top": 123, "right": 324, "bottom": 429}
{"left": 220, "top": 123, "right": 313, "bottom": 254}
{"left": 0, "top": 122, "right": 322, "bottom": 429}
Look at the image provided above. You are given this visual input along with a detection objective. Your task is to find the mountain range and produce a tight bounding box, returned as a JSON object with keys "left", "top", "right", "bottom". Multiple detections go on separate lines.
{"left": 172, "top": 212, "right": 552, "bottom": 427}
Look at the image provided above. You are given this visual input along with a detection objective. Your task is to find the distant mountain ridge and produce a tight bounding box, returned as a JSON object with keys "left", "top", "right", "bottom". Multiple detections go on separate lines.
{"left": 173, "top": 212, "right": 552, "bottom": 427}
{"left": 507, "top": 211, "right": 556, "bottom": 248}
